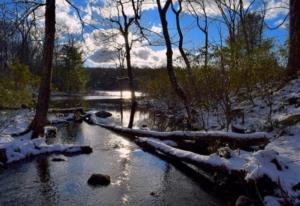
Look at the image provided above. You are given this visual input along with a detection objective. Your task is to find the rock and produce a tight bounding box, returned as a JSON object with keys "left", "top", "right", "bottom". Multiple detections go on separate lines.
{"left": 95, "top": 111, "right": 112, "bottom": 118}
{"left": 87, "top": 174, "right": 111, "bottom": 186}
{"left": 44, "top": 126, "right": 57, "bottom": 138}
{"left": 0, "top": 149, "right": 7, "bottom": 164}
{"left": 80, "top": 146, "right": 93, "bottom": 154}
{"left": 235, "top": 195, "right": 253, "bottom": 206}
{"left": 51, "top": 157, "right": 66, "bottom": 162}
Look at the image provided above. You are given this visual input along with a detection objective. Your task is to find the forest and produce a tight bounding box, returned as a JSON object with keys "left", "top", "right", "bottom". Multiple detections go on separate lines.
{"left": 0, "top": 0, "right": 300, "bottom": 206}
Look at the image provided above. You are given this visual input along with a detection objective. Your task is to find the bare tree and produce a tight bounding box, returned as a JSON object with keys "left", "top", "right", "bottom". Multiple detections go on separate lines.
{"left": 287, "top": 0, "right": 300, "bottom": 78}
{"left": 106, "top": 0, "right": 143, "bottom": 128}
{"left": 156, "top": 0, "right": 192, "bottom": 128}
{"left": 30, "top": 0, "right": 56, "bottom": 138}
{"left": 187, "top": 0, "right": 209, "bottom": 68}
{"left": 171, "top": 0, "right": 192, "bottom": 71}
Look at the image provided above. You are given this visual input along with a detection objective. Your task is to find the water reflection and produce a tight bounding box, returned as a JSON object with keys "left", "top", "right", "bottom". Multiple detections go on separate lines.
{"left": 51, "top": 90, "right": 142, "bottom": 101}
{"left": 36, "top": 157, "right": 58, "bottom": 206}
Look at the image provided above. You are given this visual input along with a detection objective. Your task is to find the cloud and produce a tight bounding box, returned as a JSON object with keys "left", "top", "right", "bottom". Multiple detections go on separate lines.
{"left": 149, "top": 25, "right": 162, "bottom": 34}
{"left": 265, "top": 0, "right": 289, "bottom": 20}
{"left": 89, "top": 48, "right": 118, "bottom": 63}
{"left": 84, "top": 39, "right": 183, "bottom": 68}
{"left": 33, "top": 0, "right": 83, "bottom": 34}
{"left": 98, "top": 0, "right": 157, "bottom": 19}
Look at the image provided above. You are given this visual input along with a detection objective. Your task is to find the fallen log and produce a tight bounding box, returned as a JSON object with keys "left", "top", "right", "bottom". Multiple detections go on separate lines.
{"left": 94, "top": 123, "right": 270, "bottom": 148}
{"left": 137, "top": 138, "right": 279, "bottom": 203}
{"left": 137, "top": 137, "right": 246, "bottom": 177}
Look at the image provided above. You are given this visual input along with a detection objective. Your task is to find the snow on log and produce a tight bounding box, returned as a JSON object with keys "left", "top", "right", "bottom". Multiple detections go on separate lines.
{"left": 0, "top": 135, "right": 92, "bottom": 164}
{"left": 96, "top": 123, "right": 270, "bottom": 147}
{"left": 137, "top": 137, "right": 300, "bottom": 204}
{"left": 137, "top": 137, "right": 246, "bottom": 176}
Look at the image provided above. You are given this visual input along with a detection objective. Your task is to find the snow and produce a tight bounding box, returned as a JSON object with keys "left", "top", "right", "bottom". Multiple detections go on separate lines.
{"left": 137, "top": 137, "right": 248, "bottom": 171}
{"left": 93, "top": 121, "right": 270, "bottom": 142}
{"left": 0, "top": 109, "right": 34, "bottom": 135}
{"left": 134, "top": 77, "right": 300, "bottom": 205}
{"left": 0, "top": 134, "right": 83, "bottom": 164}
{"left": 0, "top": 110, "right": 92, "bottom": 164}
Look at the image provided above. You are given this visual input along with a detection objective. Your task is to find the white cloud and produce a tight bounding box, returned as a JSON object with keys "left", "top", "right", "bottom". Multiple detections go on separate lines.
{"left": 149, "top": 25, "right": 162, "bottom": 34}
{"left": 82, "top": 28, "right": 183, "bottom": 68}
{"left": 33, "top": 0, "right": 82, "bottom": 34}
{"left": 98, "top": 0, "right": 157, "bottom": 19}
{"left": 265, "top": 0, "right": 289, "bottom": 20}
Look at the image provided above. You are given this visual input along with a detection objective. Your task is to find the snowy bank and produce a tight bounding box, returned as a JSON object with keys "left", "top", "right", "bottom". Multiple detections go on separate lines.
{"left": 0, "top": 135, "right": 92, "bottom": 164}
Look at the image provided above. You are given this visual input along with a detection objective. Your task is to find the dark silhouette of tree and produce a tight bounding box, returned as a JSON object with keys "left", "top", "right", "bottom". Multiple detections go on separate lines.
{"left": 30, "top": 0, "right": 56, "bottom": 138}
{"left": 156, "top": 0, "right": 192, "bottom": 128}
{"left": 287, "top": 0, "right": 300, "bottom": 77}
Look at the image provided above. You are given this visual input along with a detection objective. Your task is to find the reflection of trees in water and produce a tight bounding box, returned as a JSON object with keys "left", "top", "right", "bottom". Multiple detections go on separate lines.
{"left": 36, "top": 157, "right": 58, "bottom": 206}
{"left": 59, "top": 123, "right": 81, "bottom": 144}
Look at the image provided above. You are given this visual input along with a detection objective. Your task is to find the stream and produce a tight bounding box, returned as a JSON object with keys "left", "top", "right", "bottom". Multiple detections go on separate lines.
{"left": 0, "top": 91, "right": 231, "bottom": 206}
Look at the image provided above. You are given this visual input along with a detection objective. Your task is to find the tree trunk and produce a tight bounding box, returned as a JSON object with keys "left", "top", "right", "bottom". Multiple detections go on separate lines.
{"left": 157, "top": 0, "right": 192, "bottom": 128}
{"left": 124, "top": 30, "right": 136, "bottom": 128}
{"left": 287, "top": 0, "right": 300, "bottom": 78}
{"left": 204, "top": 30, "right": 208, "bottom": 68}
{"left": 30, "top": 0, "right": 56, "bottom": 138}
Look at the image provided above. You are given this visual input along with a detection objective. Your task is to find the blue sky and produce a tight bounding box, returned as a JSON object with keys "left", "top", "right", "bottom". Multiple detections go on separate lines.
{"left": 52, "top": 0, "right": 289, "bottom": 68}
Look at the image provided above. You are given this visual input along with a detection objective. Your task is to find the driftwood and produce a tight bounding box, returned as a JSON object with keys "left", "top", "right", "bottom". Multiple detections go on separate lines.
{"left": 93, "top": 123, "right": 270, "bottom": 148}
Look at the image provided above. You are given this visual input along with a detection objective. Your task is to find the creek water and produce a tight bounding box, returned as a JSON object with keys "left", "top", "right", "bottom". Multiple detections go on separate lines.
{"left": 0, "top": 92, "right": 231, "bottom": 206}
